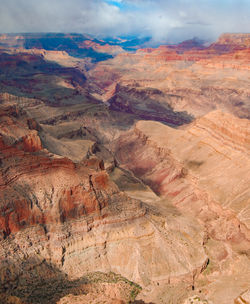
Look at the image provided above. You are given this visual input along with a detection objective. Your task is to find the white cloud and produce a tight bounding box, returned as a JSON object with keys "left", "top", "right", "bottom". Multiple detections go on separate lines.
{"left": 0, "top": 0, "right": 249, "bottom": 42}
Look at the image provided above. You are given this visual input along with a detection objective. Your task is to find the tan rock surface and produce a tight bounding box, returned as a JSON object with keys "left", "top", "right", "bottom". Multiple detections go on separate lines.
{"left": 89, "top": 34, "right": 250, "bottom": 120}
{"left": 114, "top": 110, "right": 250, "bottom": 303}
{"left": 184, "top": 295, "right": 213, "bottom": 304}
{"left": 235, "top": 289, "right": 250, "bottom": 304}
{"left": 0, "top": 33, "right": 249, "bottom": 304}
{"left": 0, "top": 101, "right": 208, "bottom": 304}
{"left": 115, "top": 110, "right": 250, "bottom": 231}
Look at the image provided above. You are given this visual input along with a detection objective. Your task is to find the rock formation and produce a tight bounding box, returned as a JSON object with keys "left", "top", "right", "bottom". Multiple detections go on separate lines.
{"left": 211, "top": 33, "right": 250, "bottom": 50}
{"left": 0, "top": 100, "right": 209, "bottom": 304}
{"left": 235, "top": 289, "right": 250, "bottom": 304}
{"left": 0, "top": 32, "right": 249, "bottom": 304}
{"left": 113, "top": 110, "right": 250, "bottom": 303}
{"left": 89, "top": 33, "right": 250, "bottom": 120}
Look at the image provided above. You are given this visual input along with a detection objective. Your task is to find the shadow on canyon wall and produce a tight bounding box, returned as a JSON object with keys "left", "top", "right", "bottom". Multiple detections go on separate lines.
{"left": 0, "top": 256, "right": 148, "bottom": 304}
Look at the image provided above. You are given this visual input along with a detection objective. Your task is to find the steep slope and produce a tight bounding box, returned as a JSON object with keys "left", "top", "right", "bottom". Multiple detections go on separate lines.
{"left": 0, "top": 33, "right": 249, "bottom": 304}
{"left": 113, "top": 111, "right": 250, "bottom": 303}
{"left": 115, "top": 110, "right": 250, "bottom": 235}
{"left": 89, "top": 33, "right": 250, "bottom": 120}
{"left": 0, "top": 99, "right": 209, "bottom": 304}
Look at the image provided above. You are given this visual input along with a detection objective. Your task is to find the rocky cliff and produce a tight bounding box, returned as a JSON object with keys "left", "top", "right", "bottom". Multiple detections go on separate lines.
{"left": 89, "top": 33, "right": 250, "bottom": 120}
{"left": 114, "top": 110, "right": 250, "bottom": 303}
{"left": 0, "top": 32, "right": 249, "bottom": 304}
{"left": 0, "top": 100, "right": 209, "bottom": 304}
{"left": 212, "top": 33, "right": 250, "bottom": 49}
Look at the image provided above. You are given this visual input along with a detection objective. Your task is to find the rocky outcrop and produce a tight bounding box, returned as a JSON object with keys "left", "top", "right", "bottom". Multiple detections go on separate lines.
{"left": 0, "top": 102, "right": 112, "bottom": 235}
{"left": 80, "top": 40, "right": 124, "bottom": 55}
{"left": 0, "top": 101, "right": 209, "bottom": 304}
{"left": 193, "top": 110, "right": 250, "bottom": 152}
{"left": 20, "top": 131, "right": 42, "bottom": 152}
{"left": 89, "top": 33, "right": 250, "bottom": 119}
{"left": 212, "top": 33, "right": 250, "bottom": 50}
{"left": 1, "top": 33, "right": 250, "bottom": 304}
{"left": 109, "top": 84, "right": 193, "bottom": 126}
{"left": 114, "top": 111, "right": 250, "bottom": 236}
{"left": 113, "top": 111, "right": 250, "bottom": 302}
{"left": 235, "top": 289, "right": 250, "bottom": 304}
{"left": 184, "top": 295, "right": 213, "bottom": 304}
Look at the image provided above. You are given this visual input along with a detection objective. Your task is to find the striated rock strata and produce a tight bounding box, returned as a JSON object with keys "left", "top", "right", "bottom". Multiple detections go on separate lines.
{"left": 114, "top": 110, "right": 250, "bottom": 303}
{"left": 0, "top": 32, "right": 249, "bottom": 304}
{"left": 0, "top": 101, "right": 208, "bottom": 303}
{"left": 89, "top": 33, "right": 250, "bottom": 120}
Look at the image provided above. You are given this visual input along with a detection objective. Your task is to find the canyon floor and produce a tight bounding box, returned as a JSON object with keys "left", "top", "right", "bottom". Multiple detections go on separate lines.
{"left": 0, "top": 33, "right": 249, "bottom": 304}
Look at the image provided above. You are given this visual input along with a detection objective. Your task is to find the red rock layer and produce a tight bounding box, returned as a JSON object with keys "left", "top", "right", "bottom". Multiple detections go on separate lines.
{"left": 0, "top": 104, "right": 118, "bottom": 239}
{"left": 88, "top": 33, "right": 250, "bottom": 119}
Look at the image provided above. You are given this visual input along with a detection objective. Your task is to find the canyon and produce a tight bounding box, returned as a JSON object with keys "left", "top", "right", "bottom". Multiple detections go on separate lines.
{"left": 0, "top": 33, "right": 249, "bottom": 304}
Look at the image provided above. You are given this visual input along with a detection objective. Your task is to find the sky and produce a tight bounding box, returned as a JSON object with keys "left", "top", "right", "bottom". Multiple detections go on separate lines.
{"left": 0, "top": 0, "right": 249, "bottom": 43}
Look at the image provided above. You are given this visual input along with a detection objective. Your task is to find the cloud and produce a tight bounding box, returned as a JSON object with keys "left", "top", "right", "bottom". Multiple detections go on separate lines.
{"left": 0, "top": 0, "right": 249, "bottom": 43}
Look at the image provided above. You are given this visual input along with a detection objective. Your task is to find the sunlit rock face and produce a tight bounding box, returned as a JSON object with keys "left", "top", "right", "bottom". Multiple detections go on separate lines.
{"left": 0, "top": 101, "right": 208, "bottom": 304}
{"left": 113, "top": 110, "right": 250, "bottom": 303}
{"left": 0, "top": 33, "right": 249, "bottom": 304}
{"left": 212, "top": 33, "right": 250, "bottom": 49}
{"left": 89, "top": 33, "right": 250, "bottom": 120}
{"left": 114, "top": 110, "right": 250, "bottom": 237}
{"left": 235, "top": 289, "right": 250, "bottom": 304}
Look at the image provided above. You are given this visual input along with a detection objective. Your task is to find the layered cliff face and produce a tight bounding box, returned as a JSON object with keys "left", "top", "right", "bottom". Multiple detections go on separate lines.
{"left": 0, "top": 100, "right": 210, "bottom": 304}
{"left": 0, "top": 33, "right": 249, "bottom": 304}
{"left": 0, "top": 49, "right": 93, "bottom": 106}
{"left": 115, "top": 110, "right": 250, "bottom": 231}
{"left": 0, "top": 102, "right": 111, "bottom": 237}
{"left": 212, "top": 33, "right": 250, "bottom": 50}
{"left": 108, "top": 84, "right": 193, "bottom": 126}
{"left": 89, "top": 33, "right": 250, "bottom": 120}
{"left": 113, "top": 110, "right": 250, "bottom": 303}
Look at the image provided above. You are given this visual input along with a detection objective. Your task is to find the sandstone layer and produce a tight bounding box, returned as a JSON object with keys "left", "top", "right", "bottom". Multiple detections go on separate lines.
{"left": 113, "top": 110, "right": 250, "bottom": 303}
{"left": 0, "top": 100, "right": 208, "bottom": 304}
{"left": 0, "top": 33, "right": 249, "bottom": 304}
{"left": 88, "top": 33, "right": 250, "bottom": 120}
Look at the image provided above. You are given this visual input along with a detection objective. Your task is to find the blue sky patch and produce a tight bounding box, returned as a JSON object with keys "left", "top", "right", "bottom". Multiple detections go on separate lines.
{"left": 105, "top": 0, "right": 123, "bottom": 9}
